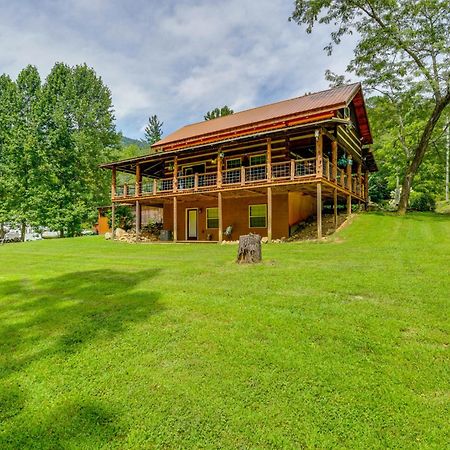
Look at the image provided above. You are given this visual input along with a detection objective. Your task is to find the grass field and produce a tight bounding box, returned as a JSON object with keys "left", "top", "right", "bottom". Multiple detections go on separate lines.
{"left": 0, "top": 213, "right": 449, "bottom": 449}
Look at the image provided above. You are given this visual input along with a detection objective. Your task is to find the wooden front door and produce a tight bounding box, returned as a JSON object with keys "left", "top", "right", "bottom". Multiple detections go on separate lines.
{"left": 186, "top": 209, "right": 198, "bottom": 240}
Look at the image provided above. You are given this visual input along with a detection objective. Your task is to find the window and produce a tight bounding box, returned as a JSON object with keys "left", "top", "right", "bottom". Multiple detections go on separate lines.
{"left": 206, "top": 208, "right": 219, "bottom": 229}
{"left": 226, "top": 158, "right": 241, "bottom": 169}
{"left": 249, "top": 204, "right": 267, "bottom": 228}
{"left": 250, "top": 154, "right": 266, "bottom": 166}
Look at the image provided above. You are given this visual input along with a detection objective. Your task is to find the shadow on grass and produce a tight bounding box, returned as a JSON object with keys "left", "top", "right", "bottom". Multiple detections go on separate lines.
{"left": 0, "top": 269, "right": 162, "bottom": 448}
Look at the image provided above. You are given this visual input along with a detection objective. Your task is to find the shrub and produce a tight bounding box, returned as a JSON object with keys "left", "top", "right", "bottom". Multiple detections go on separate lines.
{"left": 409, "top": 191, "right": 436, "bottom": 211}
{"left": 106, "top": 206, "right": 134, "bottom": 231}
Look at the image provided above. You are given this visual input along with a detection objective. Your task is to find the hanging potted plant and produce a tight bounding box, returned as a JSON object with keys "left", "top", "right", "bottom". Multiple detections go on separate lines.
{"left": 337, "top": 156, "right": 348, "bottom": 168}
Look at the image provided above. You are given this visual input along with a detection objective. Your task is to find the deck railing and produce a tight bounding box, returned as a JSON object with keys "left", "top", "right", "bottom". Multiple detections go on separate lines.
{"left": 114, "top": 157, "right": 364, "bottom": 199}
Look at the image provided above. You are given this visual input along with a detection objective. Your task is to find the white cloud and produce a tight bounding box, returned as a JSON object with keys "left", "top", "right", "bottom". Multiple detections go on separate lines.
{"left": 0, "top": 0, "right": 357, "bottom": 139}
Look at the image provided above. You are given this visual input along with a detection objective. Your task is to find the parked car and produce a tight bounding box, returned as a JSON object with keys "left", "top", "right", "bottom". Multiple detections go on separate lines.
{"left": 25, "top": 232, "right": 42, "bottom": 241}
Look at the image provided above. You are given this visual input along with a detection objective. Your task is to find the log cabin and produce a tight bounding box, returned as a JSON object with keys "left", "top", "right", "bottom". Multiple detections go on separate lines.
{"left": 101, "top": 83, "right": 377, "bottom": 242}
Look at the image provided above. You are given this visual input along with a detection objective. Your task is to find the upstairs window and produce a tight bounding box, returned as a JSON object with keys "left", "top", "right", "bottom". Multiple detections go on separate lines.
{"left": 226, "top": 158, "right": 241, "bottom": 169}
{"left": 250, "top": 154, "right": 266, "bottom": 166}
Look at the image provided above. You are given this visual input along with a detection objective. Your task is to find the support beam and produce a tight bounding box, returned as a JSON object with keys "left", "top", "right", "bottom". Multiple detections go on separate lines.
{"left": 111, "top": 202, "right": 115, "bottom": 240}
{"left": 217, "top": 152, "right": 223, "bottom": 188}
{"left": 173, "top": 197, "right": 178, "bottom": 242}
{"left": 346, "top": 156, "right": 352, "bottom": 191}
{"left": 173, "top": 156, "right": 178, "bottom": 193}
{"left": 357, "top": 162, "right": 362, "bottom": 197}
{"left": 111, "top": 166, "right": 116, "bottom": 198}
{"left": 333, "top": 188, "right": 338, "bottom": 228}
{"left": 218, "top": 192, "right": 223, "bottom": 243}
{"left": 347, "top": 194, "right": 352, "bottom": 216}
{"left": 135, "top": 200, "right": 141, "bottom": 242}
{"left": 135, "top": 164, "right": 141, "bottom": 197}
{"left": 315, "top": 130, "right": 323, "bottom": 178}
{"left": 267, "top": 186, "right": 273, "bottom": 242}
{"left": 267, "top": 138, "right": 272, "bottom": 181}
{"left": 331, "top": 140, "right": 338, "bottom": 181}
{"left": 365, "top": 170, "right": 370, "bottom": 204}
{"left": 321, "top": 127, "right": 336, "bottom": 142}
{"left": 317, "top": 182, "right": 322, "bottom": 239}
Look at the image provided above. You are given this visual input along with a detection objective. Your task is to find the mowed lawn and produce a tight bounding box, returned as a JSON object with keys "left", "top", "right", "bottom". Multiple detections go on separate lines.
{"left": 0, "top": 213, "right": 449, "bottom": 449}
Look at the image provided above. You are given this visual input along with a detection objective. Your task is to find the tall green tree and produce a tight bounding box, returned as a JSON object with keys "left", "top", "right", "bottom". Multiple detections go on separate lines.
{"left": 367, "top": 94, "right": 446, "bottom": 203}
{"left": 291, "top": 0, "right": 450, "bottom": 214}
{"left": 204, "top": 105, "right": 234, "bottom": 120}
{"left": 0, "top": 75, "right": 18, "bottom": 238}
{"left": 35, "top": 63, "right": 119, "bottom": 236}
{"left": 143, "top": 115, "right": 163, "bottom": 145}
{"left": 12, "top": 65, "right": 41, "bottom": 239}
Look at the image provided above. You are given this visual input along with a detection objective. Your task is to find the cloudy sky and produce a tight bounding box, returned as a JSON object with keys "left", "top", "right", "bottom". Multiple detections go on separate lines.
{"left": 0, "top": 0, "right": 355, "bottom": 139}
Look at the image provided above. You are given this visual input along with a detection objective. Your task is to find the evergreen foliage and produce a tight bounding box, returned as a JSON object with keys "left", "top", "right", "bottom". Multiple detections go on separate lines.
{"left": 204, "top": 105, "right": 234, "bottom": 120}
{"left": 143, "top": 115, "right": 163, "bottom": 145}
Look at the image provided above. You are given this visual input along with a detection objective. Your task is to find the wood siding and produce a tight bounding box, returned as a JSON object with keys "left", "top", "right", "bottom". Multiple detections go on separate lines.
{"left": 163, "top": 193, "right": 291, "bottom": 241}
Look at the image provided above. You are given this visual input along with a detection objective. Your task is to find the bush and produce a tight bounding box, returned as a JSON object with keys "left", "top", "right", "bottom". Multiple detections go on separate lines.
{"left": 409, "top": 191, "right": 436, "bottom": 211}
{"left": 106, "top": 206, "right": 134, "bottom": 231}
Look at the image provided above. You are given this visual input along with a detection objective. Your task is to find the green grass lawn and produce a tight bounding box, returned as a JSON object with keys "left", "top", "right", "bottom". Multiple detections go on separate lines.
{"left": 0, "top": 213, "right": 449, "bottom": 449}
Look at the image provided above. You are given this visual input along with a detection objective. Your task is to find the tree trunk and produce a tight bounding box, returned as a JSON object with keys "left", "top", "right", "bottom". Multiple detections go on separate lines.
{"left": 60, "top": 228, "right": 65, "bottom": 238}
{"left": 20, "top": 222, "right": 26, "bottom": 242}
{"left": 236, "top": 233, "right": 262, "bottom": 264}
{"left": 398, "top": 97, "right": 450, "bottom": 214}
{"left": 446, "top": 120, "right": 449, "bottom": 203}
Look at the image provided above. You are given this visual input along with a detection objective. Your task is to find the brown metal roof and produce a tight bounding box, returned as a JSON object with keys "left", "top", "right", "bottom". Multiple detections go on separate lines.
{"left": 153, "top": 83, "right": 370, "bottom": 150}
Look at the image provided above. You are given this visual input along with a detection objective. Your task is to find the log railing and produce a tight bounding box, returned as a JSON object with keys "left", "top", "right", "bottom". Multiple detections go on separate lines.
{"left": 114, "top": 157, "right": 364, "bottom": 199}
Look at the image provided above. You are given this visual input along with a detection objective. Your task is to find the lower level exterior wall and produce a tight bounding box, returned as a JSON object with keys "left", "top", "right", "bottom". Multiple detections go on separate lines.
{"left": 162, "top": 192, "right": 308, "bottom": 241}
{"left": 288, "top": 192, "right": 316, "bottom": 226}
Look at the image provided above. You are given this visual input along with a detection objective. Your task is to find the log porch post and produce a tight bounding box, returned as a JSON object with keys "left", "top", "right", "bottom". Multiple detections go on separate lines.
{"left": 357, "top": 162, "right": 362, "bottom": 197}
{"left": 267, "top": 187, "right": 273, "bottom": 242}
{"left": 346, "top": 156, "right": 352, "bottom": 191}
{"left": 365, "top": 170, "right": 370, "bottom": 205}
{"left": 317, "top": 182, "right": 322, "bottom": 239}
{"left": 135, "top": 163, "right": 141, "bottom": 197}
{"left": 347, "top": 195, "right": 352, "bottom": 216}
{"left": 315, "top": 130, "right": 323, "bottom": 178}
{"left": 331, "top": 140, "right": 338, "bottom": 181}
{"left": 111, "top": 166, "right": 116, "bottom": 198}
{"left": 267, "top": 138, "right": 272, "bottom": 181}
{"left": 218, "top": 192, "right": 223, "bottom": 243}
{"left": 135, "top": 200, "right": 141, "bottom": 242}
{"left": 111, "top": 202, "right": 115, "bottom": 240}
{"left": 217, "top": 152, "right": 223, "bottom": 188}
{"left": 173, "top": 156, "right": 178, "bottom": 193}
{"left": 173, "top": 197, "right": 178, "bottom": 242}
{"left": 333, "top": 188, "right": 338, "bottom": 228}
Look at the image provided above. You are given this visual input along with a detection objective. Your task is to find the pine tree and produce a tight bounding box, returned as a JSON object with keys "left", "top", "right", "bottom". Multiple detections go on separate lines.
{"left": 204, "top": 105, "right": 234, "bottom": 120}
{"left": 143, "top": 115, "right": 163, "bottom": 145}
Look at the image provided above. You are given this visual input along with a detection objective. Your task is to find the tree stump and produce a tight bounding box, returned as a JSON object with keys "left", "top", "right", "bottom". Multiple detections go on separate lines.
{"left": 236, "top": 233, "right": 262, "bottom": 264}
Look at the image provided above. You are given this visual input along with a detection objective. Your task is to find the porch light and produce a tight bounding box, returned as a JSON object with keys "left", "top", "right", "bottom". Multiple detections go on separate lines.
{"left": 219, "top": 152, "right": 224, "bottom": 159}
{"left": 347, "top": 156, "right": 353, "bottom": 166}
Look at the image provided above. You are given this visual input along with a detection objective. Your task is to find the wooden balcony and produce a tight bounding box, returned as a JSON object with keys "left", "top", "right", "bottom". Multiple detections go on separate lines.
{"left": 113, "top": 157, "right": 367, "bottom": 202}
